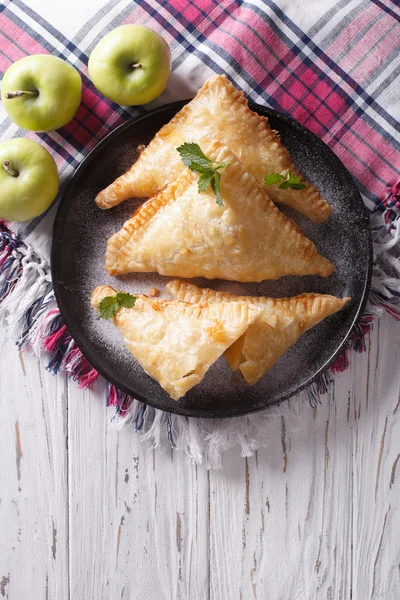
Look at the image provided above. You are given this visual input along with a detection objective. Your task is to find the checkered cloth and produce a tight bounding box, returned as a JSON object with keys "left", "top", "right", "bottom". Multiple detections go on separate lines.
{"left": 1, "top": 0, "right": 399, "bottom": 467}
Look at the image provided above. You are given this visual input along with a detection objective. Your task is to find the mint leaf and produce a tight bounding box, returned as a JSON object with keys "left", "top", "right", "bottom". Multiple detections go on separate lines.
{"left": 116, "top": 292, "right": 136, "bottom": 308}
{"left": 177, "top": 143, "right": 211, "bottom": 169}
{"left": 285, "top": 172, "right": 307, "bottom": 189}
{"left": 198, "top": 169, "right": 215, "bottom": 192}
{"left": 211, "top": 172, "right": 223, "bottom": 207}
{"left": 99, "top": 296, "right": 119, "bottom": 319}
{"left": 187, "top": 161, "right": 210, "bottom": 175}
{"left": 278, "top": 180, "right": 291, "bottom": 189}
{"left": 289, "top": 182, "right": 307, "bottom": 190}
{"left": 99, "top": 292, "right": 136, "bottom": 319}
{"left": 177, "top": 143, "right": 228, "bottom": 206}
{"left": 286, "top": 172, "right": 300, "bottom": 184}
{"left": 264, "top": 171, "right": 307, "bottom": 191}
{"left": 215, "top": 161, "right": 229, "bottom": 174}
{"left": 264, "top": 173, "right": 284, "bottom": 185}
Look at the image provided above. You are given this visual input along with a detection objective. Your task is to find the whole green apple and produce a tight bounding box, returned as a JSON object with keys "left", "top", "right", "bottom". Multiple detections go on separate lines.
{"left": 88, "top": 24, "right": 171, "bottom": 105}
{"left": 0, "top": 138, "right": 59, "bottom": 221}
{"left": 1, "top": 54, "right": 82, "bottom": 132}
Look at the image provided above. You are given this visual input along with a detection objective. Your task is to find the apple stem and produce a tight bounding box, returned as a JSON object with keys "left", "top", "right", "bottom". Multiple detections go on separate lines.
{"left": 130, "top": 62, "right": 142, "bottom": 69}
{"left": 5, "top": 90, "right": 39, "bottom": 99}
{"left": 3, "top": 161, "right": 19, "bottom": 177}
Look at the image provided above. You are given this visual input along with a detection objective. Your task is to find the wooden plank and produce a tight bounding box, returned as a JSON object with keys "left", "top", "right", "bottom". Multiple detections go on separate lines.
{"left": 1, "top": 311, "right": 399, "bottom": 599}
{"left": 351, "top": 315, "right": 400, "bottom": 599}
{"left": 0, "top": 337, "right": 69, "bottom": 600}
{"left": 208, "top": 313, "right": 400, "bottom": 599}
{"left": 67, "top": 381, "right": 210, "bottom": 599}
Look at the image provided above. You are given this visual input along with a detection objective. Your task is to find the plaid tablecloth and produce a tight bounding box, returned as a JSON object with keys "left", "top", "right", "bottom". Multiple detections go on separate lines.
{"left": 1, "top": 0, "right": 399, "bottom": 467}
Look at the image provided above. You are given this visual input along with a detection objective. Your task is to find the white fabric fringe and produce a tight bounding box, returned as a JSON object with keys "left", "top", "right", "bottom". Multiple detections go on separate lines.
{"left": 109, "top": 203, "right": 399, "bottom": 469}
{"left": 112, "top": 393, "right": 309, "bottom": 470}
{"left": 370, "top": 209, "right": 400, "bottom": 302}
{"left": 0, "top": 245, "right": 52, "bottom": 338}
{"left": 1, "top": 197, "right": 399, "bottom": 469}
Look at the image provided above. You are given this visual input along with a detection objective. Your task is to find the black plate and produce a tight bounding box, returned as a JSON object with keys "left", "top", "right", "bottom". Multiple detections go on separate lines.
{"left": 51, "top": 100, "right": 372, "bottom": 418}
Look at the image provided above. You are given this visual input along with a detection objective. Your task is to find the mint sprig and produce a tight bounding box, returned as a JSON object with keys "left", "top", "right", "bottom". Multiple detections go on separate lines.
{"left": 264, "top": 171, "right": 307, "bottom": 190}
{"left": 99, "top": 292, "right": 136, "bottom": 319}
{"left": 177, "top": 143, "right": 228, "bottom": 207}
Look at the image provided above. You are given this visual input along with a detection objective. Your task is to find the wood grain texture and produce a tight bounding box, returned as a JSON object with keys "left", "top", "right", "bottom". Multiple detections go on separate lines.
{"left": 67, "top": 382, "right": 210, "bottom": 600}
{"left": 0, "top": 312, "right": 399, "bottom": 600}
{"left": 0, "top": 337, "right": 69, "bottom": 600}
{"left": 209, "top": 314, "right": 400, "bottom": 600}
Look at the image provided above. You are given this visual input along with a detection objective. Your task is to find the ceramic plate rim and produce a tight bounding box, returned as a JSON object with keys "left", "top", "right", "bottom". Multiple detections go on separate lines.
{"left": 51, "top": 100, "right": 373, "bottom": 418}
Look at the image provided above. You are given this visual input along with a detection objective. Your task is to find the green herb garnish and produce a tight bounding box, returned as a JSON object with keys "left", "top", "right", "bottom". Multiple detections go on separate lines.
{"left": 177, "top": 143, "right": 228, "bottom": 207}
{"left": 264, "top": 171, "right": 307, "bottom": 190}
{"left": 99, "top": 292, "right": 136, "bottom": 319}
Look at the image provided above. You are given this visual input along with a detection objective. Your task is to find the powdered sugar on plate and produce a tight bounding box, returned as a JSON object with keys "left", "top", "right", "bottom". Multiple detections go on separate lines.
{"left": 51, "top": 103, "right": 371, "bottom": 418}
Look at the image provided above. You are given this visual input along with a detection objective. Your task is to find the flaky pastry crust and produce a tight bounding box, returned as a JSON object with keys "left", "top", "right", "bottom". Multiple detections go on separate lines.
{"left": 95, "top": 74, "right": 331, "bottom": 222}
{"left": 91, "top": 285, "right": 261, "bottom": 399}
{"left": 167, "top": 280, "right": 350, "bottom": 384}
{"left": 105, "top": 142, "right": 333, "bottom": 281}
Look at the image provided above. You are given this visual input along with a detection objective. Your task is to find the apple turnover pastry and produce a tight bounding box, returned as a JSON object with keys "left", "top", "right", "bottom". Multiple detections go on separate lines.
{"left": 167, "top": 280, "right": 350, "bottom": 385}
{"left": 105, "top": 142, "right": 333, "bottom": 281}
{"left": 95, "top": 74, "right": 331, "bottom": 222}
{"left": 91, "top": 285, "right": 262, "bottom": 400}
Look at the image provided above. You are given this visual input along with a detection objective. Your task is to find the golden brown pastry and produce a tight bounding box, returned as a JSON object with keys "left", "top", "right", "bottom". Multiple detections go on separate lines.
{"left": 91, "top": 285, "right": 262, "bottom": 400}
{"left": 105, "top": 142, "right": 333, "bottom": 281}
{"left": 167, "top": 280, "right": 350, "bottom": 384}
{"left": 95, "top": 74, "right": 331, "bottom": 222}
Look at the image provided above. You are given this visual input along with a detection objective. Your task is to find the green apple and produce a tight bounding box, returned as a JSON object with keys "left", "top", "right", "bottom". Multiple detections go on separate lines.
{"left": 0, "top": 138, "right": 59, "bottom": 221}
{"left": 88, "top": 24, "right": 171, "bottom": 105}
{"left": 1, "top": 54, "right": 82, "bottom": 132}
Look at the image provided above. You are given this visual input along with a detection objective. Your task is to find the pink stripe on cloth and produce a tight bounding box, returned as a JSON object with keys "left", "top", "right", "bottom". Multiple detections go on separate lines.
{"left": 0, "top": 32, "right": 26, "bottom": 62}
{"left": 79, "top": 87, "right": 122, "bottom": 129}
{"left": 0, "top": 13, "right": 48, "bottom": 55}
{"left": 331, "top": 119, "right": 400, "bottom": 191}
{"left": 266, "top": 55, "right": 312, "bottom": 95}
{"left": 167, "top": 0, "right": 223, "bottom": 21}
{"left": 207, "top": 24, "right": 270, "bottom": 82}
{"left": 170, "top": 0, "right": 213, "bottom": 11}
{"left": 123, "top": 4, "right": 162, "bottom": 27}
{"left": 0, "top": 53, "right": 12, "bottom": 73}
{"left": 350, "top": 34, "right": 397, "bottom": 82}
{"left": 123, "top": 4, "right": 177, "bottom": 45}
{"left": 204, "top": 8, "right": 301, "bottom": 86}
{"left": 330, "top": 142, "right": 391, "bottom": 198}
{"left": 325, "top": 3, "right": 381, "bottom": 57}
{"left": 174, "top": 2, "right": 208, "bottom": 23}
{"left": 325, "top": 5, "right": 397, "bottom": 76}
{"left": 247, "top": 20, "right": 297, "bottom": 79}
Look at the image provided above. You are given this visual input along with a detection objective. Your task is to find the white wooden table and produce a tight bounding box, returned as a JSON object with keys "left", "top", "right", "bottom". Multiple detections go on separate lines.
{"left": 1, "top": 310, "right": 399, "bottom": 599}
